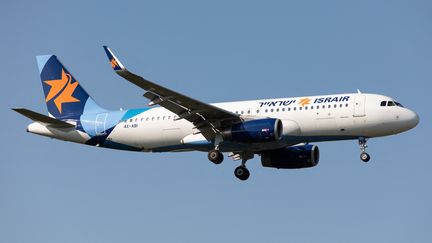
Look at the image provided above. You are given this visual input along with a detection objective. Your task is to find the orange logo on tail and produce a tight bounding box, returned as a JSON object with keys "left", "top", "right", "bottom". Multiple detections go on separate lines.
{"left": 44, "top": 69, "right": 80, "bottom": 113}
{"left": 110, "top": 58, "right": 119, "bottom": 69}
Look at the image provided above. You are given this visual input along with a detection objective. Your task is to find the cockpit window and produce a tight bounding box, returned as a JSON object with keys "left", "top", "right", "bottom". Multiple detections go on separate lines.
{"left": 381, "top": 100, "right": 404, "bottom": 107}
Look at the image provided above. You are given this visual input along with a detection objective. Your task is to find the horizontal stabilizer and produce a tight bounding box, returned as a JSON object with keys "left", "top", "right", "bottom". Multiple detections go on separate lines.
{"left": 12, "top": 108, "right": 75, "bottom": 128}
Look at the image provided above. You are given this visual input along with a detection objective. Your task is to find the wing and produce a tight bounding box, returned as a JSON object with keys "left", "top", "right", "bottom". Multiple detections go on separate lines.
{"left": 103, "top": 46, "right": 241, "bottom": 140}
{"left": 12, "top": 108, "right": 75, "bottom": 129}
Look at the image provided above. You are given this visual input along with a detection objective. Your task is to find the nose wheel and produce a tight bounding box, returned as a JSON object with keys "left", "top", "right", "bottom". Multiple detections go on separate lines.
{"left": 358, "top": 137, "right": 371, "bottom": 162}
{"left": 360, "top": 152, "right": 370, "bottom": 162}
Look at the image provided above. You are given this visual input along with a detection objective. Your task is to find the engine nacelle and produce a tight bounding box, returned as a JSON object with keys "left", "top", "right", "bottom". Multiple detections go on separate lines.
{"left": 261, "top": 144, "right": 319, "bottom": 169}
{"left": 222, "top": 118, "right": 283, "bottom": 143}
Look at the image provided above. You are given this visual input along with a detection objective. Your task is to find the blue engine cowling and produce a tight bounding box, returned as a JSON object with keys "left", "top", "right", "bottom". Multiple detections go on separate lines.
{"left": 222, "top": 118, "right": 283, "bottom": 143}
{"left": 261, "top": 145, "right": 320, "bottom": 169}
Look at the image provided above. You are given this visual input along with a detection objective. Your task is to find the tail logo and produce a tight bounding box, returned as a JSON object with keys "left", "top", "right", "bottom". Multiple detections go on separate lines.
{"left": 110, "top": 58, "right": 119, "bottom": 69}
{"left": 44, "top": 68, "right": 80, "bottom": 113}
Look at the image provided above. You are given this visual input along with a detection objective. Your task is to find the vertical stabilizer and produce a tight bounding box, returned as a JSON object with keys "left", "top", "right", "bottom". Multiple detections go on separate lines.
{"left": 36, "top": 55, "right": 105, "bottom": 120}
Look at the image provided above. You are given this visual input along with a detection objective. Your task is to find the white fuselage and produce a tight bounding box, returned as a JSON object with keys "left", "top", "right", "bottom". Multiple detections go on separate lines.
{"left": 27, "top": 93, "right": 419, "bottom": 153}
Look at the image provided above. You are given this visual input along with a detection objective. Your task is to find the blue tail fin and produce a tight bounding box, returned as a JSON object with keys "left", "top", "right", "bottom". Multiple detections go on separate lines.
{"left": 36, "top": 55, "right": 105, "bottom": 120}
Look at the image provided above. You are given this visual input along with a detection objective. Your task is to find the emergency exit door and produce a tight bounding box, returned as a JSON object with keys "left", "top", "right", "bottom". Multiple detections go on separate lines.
{"left": 353, "top": 95, "right": 366, "bottom": 117}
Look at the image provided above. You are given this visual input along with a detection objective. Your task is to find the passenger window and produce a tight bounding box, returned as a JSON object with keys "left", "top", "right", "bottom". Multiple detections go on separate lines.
{"left": 276, "top": 108, "right": 279, "bottom": 112}
{"left": 152, "top": 117, "right": 154, "bottom": 121}
{"left": 311, "top": 106, "right": 313, "bottom": 110}
{"left": 270, "top": 109, "right": 274, "bottom": 112}
{"left": 256, "top": 110, "right": 260, "bottom": 113}
{"left": 288, "top": 107, "right": 291, "bottom": 111}
{"left": 265, "top": 109, "right": 268, "bottom": 113}
{"left": 380, "top": 101, "right": 386, "bottom": 106}
{"left": 146, "top": 117, "right": 149, "bottom": 121}
{"left": 299, "top": 107, "right": 302, "bottom": 110}
{"left": 339, "top": 104, "right": 343, "bottom": 108}
{"left": 168, "top": 116, "right": 171, "bottom": 120}
{"left": 322, "top": 105, "right": 325, "bottom": 109}
{"left": 334, "top": 104, "right": 337, "bottom": 108}
{"left": 328, "top": 105, "right": 331, "bottom": 108}
{"left": 293, "top": 107, "right": 297, "bottom": 111}
{"left": 282, "top": 108, "right": 285, "bottom": 112}
{"left": 305, "top": 106, "right": 308, "bottom": 110}
{"left": 345, "top": 103, "right": 348, "bottom": 107}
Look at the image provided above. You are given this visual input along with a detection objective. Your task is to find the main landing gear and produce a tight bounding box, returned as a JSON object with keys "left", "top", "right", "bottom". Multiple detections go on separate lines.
{"left": 234, "top": 162, "right": 250, "bottom": 181}
{"left": 208, "top": 149, "right": 224, "bottom": 164}
{"left": 358, "top": 137, "right": 371, "bottom": 162}
{"left": 207, "top": 149, "right": 253, "bottom": 181}
{"left": 233, "top": 152, "right": 254, "bottom": 181}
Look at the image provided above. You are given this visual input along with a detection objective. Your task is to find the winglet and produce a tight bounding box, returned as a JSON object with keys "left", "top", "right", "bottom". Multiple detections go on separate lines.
{"left": 103, "top": 46, "right": 125, "bottom": 71}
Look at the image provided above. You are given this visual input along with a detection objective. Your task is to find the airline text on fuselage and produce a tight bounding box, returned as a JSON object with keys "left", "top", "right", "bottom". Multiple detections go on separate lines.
{"left": 258, "top": 96, "right": 350, "bottom": 107}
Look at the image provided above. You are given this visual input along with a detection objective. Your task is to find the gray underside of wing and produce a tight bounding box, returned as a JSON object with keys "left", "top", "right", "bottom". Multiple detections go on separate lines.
{"left": 102, "top": 46, "right": 241, "bottom": 140}
{"left": 115, "top": 69, "right": 240, "bottom": 140}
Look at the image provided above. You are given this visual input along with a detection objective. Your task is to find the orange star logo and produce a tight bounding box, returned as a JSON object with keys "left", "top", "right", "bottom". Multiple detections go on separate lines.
{"left": 44, "top": 69, "right": 80, "bottom": 113}
{"left": 298, "top": 98, "right": 311, "bottom": 107}
{"left": 110, "top": 58, "right": 119, "bottom": 69}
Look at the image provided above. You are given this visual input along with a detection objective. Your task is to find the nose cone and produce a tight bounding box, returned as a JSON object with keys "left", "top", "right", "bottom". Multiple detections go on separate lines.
{"left": 404, "top": 109, "right": 419, "bottom": 130}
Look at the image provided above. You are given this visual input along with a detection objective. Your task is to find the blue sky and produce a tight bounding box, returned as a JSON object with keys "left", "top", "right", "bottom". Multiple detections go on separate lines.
{"left": 1, "top": 0, "right": 431, "bottom": 242}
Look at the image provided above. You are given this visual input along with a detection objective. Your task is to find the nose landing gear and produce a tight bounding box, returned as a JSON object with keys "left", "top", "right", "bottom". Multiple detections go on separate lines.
{"left": 358, "top": 137, "right": 371, "bottom": 162}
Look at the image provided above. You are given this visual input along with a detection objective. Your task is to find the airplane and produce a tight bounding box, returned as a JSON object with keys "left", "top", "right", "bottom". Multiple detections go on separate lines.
{"left": 13, "top": 46, "right": 419, "bottom": 181}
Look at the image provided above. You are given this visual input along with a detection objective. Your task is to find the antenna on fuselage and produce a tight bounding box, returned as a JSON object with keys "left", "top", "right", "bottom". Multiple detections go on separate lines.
{"left": 357, "top": 89, "right": 362, "bottom": 94}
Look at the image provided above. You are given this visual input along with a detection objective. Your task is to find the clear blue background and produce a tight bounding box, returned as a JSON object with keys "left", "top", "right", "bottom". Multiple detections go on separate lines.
{"left": 1, "top": 0, "right": 430, "bottom": 242}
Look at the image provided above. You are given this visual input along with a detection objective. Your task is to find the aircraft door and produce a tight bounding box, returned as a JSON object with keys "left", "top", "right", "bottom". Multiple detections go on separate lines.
{"left": 353, "top": 95, "right": 366, "bottom": 117}
{"left": 95, "top": 113, "right": 108, "bottom": 135}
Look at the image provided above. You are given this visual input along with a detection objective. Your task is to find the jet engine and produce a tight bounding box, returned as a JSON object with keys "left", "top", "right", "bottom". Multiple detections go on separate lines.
{"left": 222, "top": 118, "right": 282, "bottom": 143}
{"left": 261, "top": 144, "right": 319, "bottom": 169}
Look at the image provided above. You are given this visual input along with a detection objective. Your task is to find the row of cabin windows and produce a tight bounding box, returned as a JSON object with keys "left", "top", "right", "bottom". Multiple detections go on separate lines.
{"left": 121, "top": 115, "right": 178, "bottom": 123}
{"left": 235, "top": 103, "right": 350, "bottom": 115}
{"left": 380, "top": 101, "right": 403, "bottom": 107}
{"left": 120, "top": 103, "right": 350, "bottom": 123}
